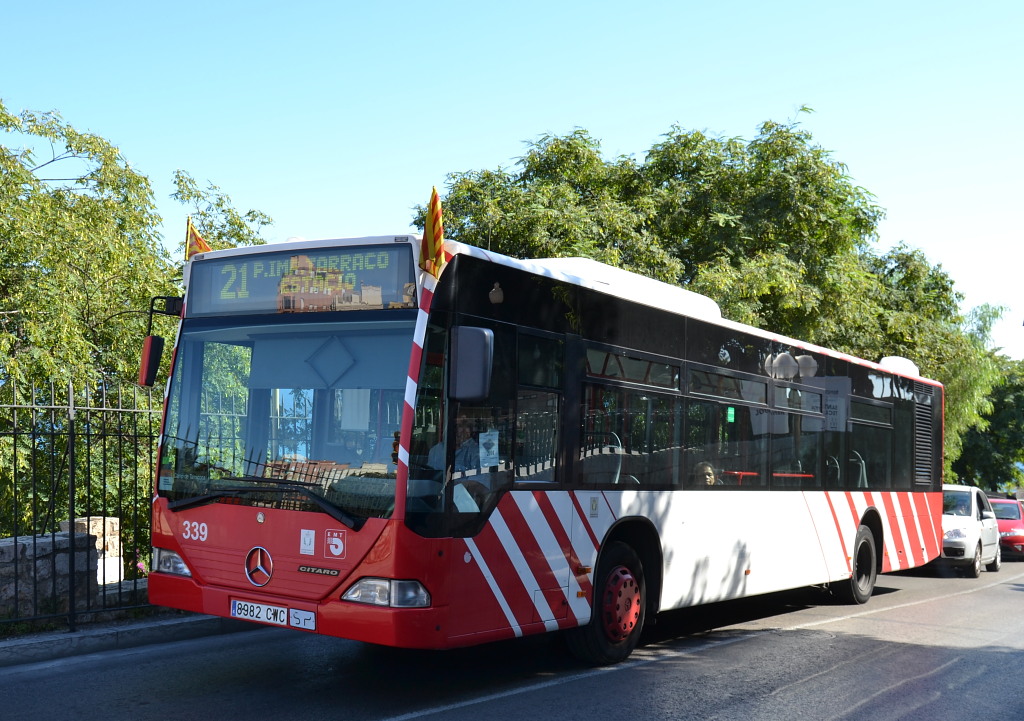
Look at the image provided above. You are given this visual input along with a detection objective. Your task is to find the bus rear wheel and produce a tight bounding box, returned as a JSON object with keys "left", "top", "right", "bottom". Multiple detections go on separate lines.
{"left": 566, "top": 541, "right": 646, "bottom": 665}
{"left": 835, "top": 525, "right": 876, "bottom": 604}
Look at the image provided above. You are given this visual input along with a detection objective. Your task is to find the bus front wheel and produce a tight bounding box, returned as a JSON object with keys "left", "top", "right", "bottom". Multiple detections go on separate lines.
{"left": 566, "top": 541, "right": 646, "bottom": 665}
{"left": 835, "top": 524, "right": 877, "bottom": 604}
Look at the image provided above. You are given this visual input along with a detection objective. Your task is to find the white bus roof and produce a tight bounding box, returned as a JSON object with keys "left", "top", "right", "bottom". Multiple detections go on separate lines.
{"left": 443, "top": 242, "right": 936, "bottom": 384}
{"left": 445, "top": 241, "right": 723, "bottom": 323}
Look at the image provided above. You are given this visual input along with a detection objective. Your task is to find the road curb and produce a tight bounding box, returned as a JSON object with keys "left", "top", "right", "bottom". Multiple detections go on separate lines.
{"left": 0, "top": 614, "right": 261, "bottom": 668}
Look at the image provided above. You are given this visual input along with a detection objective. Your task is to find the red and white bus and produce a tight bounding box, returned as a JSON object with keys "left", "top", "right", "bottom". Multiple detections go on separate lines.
{"left": 144, "top": 235, "right": 943, "bottom": 664}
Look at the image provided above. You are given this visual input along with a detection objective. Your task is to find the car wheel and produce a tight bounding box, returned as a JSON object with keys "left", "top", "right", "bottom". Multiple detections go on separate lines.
{"left": 565, "top": 541, "right": 646, "bottom": 665}
{"left": 965, "top": 543, "right": 982, "bottom": 578}
{"left": 986, "top": 544, "right": 1001, "bottom": 572}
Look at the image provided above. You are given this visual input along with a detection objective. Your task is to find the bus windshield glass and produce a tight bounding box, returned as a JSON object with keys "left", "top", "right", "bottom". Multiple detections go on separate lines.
{"left": 158, "top": 315, "right": 414, "bottom": 526}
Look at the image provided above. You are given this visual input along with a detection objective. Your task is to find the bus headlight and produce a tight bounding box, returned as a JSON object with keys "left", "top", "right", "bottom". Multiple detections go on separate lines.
{"left": 152, "top": 547, "right": 192, "bottom": 577}
{"left": 342, "top": 578, "right": 430, "bottom": 608}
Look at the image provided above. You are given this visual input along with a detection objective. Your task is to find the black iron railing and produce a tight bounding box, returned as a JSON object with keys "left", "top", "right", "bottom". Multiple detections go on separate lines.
{"left": 0, "top": 379, "right": 159, "bottom": 632}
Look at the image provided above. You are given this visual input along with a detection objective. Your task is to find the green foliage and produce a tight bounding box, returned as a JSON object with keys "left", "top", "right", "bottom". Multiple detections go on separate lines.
{"left": 418, "top": 115, "right": 1003, "bottom": 478}
{"left": 424, "top": 129, "right": 683, "bottom": 283}
{"left": 0, "top": 103, "right": 273, "bottom": 569}
{"left": 0, "top": 100, "right": 178, "bottom": 387}
{"left": 0, "top": 100, "right": 174, "bottom": 545}
{"left": 172, "top": 170, "right": 272, "bottom": 254}
{"left": 644, "top": 116, "right": 882, "bottom": 341}
{"left": 953, "top": 356, "right": 1024, "bottom": 491}
{"left": 856, "top": 249, "right": 1002, "bottom": 476}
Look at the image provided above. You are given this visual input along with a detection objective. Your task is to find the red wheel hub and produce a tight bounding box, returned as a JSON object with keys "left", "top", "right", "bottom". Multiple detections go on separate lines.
{"left": 601, "top": 565, "right": 641, "bottom": 642}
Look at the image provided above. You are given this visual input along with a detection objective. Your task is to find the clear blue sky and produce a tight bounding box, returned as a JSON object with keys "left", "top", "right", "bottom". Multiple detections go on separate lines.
{"left": 4, "top": 1, "right": 1022, "bottom": 359}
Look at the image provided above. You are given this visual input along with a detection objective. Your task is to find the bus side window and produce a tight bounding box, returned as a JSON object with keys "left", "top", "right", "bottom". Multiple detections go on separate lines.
{"left": 516, "top": 390, "right": 559, "bottom": 482}
{"left": 515, "top": 333, "right": 563, "bottom": 484}
{"left": 579, "top": 384, "right": 677, "bottom": 487}
{"left": 849, "top": 422, "right": 892, "bottom": 489}
{"left": 686, "top": 399, "right": 767, "bottom": 488}
{"left": 770, "top": 411, "right": 824, "bottom": 489}
{"left": 580, "top": 384, "right": 624, "bottom": 486}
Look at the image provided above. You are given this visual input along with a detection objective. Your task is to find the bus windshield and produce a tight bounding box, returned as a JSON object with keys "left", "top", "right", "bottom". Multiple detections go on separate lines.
{"left": 158, "top": 314, "right": 414, "bottom": 527}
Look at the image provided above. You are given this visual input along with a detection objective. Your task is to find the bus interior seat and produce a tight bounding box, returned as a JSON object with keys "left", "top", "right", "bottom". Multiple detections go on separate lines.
{"left": 826, "top": 456, "right": 840, "bottom": 484}
{"left": 849, "top": 451, "right": 868, "bottom": 488}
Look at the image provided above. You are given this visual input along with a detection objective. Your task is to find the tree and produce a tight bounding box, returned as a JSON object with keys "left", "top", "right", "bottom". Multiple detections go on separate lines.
{"left": 428, "top": 129, "right": 683, "bottom": 283}
{"left": 0, "top": 100, "right": 177, "bottom": 386}
{"left": 417, "top": 116, "right": 1001, "bottom": 477}
{"left": 1, "top": 101, "right": 177, "bottom": 541}
{"left": 953, "top": 356, "right": 1024, "bottom": 490}
{"left": 171, "top": 170, "right": 272, "bottom": 255}
{"left": 0, "top": 104, "right": 276, "bottom": 544}
{"left": 644, "top": 115, "right": 882, "bottom": 343}
{"left": 858, "top": 247, "right": 1002, "bottom": 477}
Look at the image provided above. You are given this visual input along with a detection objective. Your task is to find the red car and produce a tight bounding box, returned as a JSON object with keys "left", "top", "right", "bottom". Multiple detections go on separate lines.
{"left": 990, "top": 498, "right": 1024, "bottom": 560}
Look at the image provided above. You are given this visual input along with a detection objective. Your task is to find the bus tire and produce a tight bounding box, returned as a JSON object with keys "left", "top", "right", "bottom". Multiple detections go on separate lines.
{"left": 565, "top": 541, "right": 646, "bottom": 665}
{"left": 836, "top": 525, "right": 876, "bottom": 604}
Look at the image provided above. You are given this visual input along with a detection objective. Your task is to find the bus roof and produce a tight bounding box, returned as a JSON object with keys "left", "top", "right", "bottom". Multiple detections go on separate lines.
{"left": 444, "top": 241, "right": 723, "bottom": 323}
{"left": 443, "top": 242, "right": 938, "bottom": 384}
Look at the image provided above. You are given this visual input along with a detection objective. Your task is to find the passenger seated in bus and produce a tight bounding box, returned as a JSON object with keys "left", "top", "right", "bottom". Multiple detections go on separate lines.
{"left": 694, "top": 462, "right": 720, "bottom": 487}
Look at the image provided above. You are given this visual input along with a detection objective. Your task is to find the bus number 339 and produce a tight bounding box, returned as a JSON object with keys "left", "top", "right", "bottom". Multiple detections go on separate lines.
{"left": 182, "top": 520, "right": 209, "bottom": 542}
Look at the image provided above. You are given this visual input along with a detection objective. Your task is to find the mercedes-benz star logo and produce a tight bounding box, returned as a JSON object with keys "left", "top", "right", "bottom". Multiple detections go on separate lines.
{"left": 244, "top": 546, "right": 273, "bottom": 587}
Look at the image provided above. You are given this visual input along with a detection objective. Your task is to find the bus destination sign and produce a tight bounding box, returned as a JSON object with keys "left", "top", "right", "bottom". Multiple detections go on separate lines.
{"left": 187, "top": 245, "right": 417, "bottom": 316}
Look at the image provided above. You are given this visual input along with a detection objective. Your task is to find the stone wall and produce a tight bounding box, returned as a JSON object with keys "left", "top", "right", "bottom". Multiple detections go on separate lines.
{"left": 0, "top": 532, "right": 99, "bottom": 618}
{"left": 59, "top": 516, "right": 124, "bottom": 585}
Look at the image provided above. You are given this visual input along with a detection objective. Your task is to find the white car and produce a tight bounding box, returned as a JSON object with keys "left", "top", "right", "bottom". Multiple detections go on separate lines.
{"left": 940, "top": 483, "right": 1000, "bottom": 577}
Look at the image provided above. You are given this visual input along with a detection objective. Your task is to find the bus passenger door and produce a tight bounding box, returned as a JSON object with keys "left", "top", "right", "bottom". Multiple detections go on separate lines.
{"left": 445, "top": 330, "right": 578, "bottom": 640}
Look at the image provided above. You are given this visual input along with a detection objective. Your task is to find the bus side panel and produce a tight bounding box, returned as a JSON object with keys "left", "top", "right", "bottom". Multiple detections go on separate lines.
{"left": 445, "top": 491, "right": 592, "bottom": 644}
{"left": 915, "top": 490, "right": 943, "bottom": 561}
{"left": 801, "top": 491, "right": 856, "bottom": 582}
{"left": 803, "top": 490, "right": 943, "bottom": 583}
{"left": 883, "top": 489, "right": 942, "bottom": 570}
{"left": 648, "top": 490, "right": 832, "bottom": 609}
{"left": 874, "top": 491, "right": 920, "bottom": 570}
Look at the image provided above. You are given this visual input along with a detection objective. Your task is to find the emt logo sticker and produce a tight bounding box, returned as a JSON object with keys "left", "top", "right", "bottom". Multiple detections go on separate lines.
{"left": 324, "top": 529, "right": 347, "bottom": 559}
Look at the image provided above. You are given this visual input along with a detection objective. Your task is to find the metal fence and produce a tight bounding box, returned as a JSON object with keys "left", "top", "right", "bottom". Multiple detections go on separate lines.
{"left": 0, "top": 379, "right": 160, "bottom": 632}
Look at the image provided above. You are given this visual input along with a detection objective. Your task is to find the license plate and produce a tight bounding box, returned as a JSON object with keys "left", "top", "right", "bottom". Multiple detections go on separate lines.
{"left": 230, "top": 599, "right": 288, "bottom": 626}
{"left": 230, "top": 600, "right": 316, "bottom": 630}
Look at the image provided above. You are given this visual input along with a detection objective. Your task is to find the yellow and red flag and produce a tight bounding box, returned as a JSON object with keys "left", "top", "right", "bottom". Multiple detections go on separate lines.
{"left": 420, "top": 186, "right": 446, "bottom": 279}
{"left": 185, "top": 217, "right": 212, "bottom": 260}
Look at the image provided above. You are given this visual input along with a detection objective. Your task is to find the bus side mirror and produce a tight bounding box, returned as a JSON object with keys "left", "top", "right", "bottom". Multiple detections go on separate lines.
{"left": 450, "top": 326, "right": 493, "bottom": 402}
{"left": 138, "top": 296, "right": 182, "bottom": 387}
{"left": 138, "top": 335, "right": 165, "bottom": 387}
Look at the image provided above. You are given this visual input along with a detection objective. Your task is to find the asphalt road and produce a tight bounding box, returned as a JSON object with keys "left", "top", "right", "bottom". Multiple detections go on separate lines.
{"left": 3, "top": 563, "right": 1023, "bottom": 721}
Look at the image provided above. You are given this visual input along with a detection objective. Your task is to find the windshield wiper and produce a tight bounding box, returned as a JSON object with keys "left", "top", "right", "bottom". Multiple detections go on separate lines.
{"left": 168, "top": 477, "right": 362, "bottom": 530}
{"left": 256, "top": 483, "right": 362, "bottom": 530}
{"left": 168, "top": 489, "right": 245, "bottom": 512}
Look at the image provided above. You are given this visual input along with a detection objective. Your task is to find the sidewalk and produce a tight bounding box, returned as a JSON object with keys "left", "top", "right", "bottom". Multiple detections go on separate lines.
{"left": 0, "top": 611, "right": 260, "bottom": 668}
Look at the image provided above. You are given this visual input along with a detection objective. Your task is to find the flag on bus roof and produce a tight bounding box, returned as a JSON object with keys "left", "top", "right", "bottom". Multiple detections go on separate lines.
{"left": 185, "top": 217, "right": 212, "bottom": 261}
{"left": 420, "top": 187, "right": 446, "bottom": 279}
